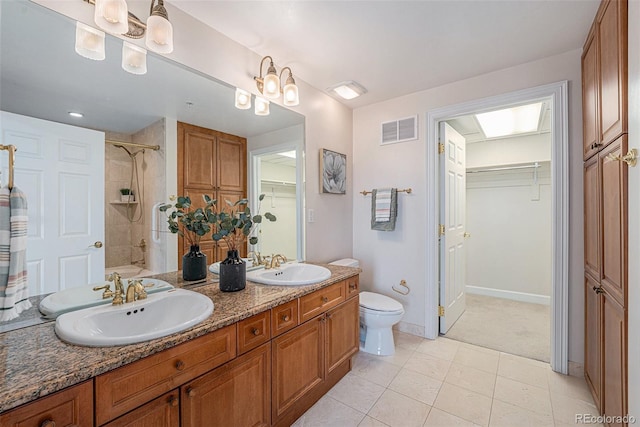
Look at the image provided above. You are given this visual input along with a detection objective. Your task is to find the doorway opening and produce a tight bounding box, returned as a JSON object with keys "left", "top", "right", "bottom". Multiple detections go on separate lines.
{"left": 425, "top": 81, "right": 569, "bottom": 373}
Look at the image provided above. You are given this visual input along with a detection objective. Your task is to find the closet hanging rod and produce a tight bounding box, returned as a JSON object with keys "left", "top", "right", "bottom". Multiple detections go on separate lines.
{"left": 0, "top": 144, "right": 17, "bottom": 189}
{"left": 467, "top": 163, "right": 540, "bottom": 174}
{"left": 261, "top": 179, "right": 296, "bottom": 186}
{"left": 106, "top": 139, "right": 160, "bottom": 151}
{"left": 360, "top": 188, "right": 412, "bottom": 196}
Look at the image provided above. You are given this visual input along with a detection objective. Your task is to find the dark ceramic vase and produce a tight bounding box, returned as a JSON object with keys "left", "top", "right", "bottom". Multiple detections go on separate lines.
{"left": 219, "top": 249, "right": 246, "bottom": 292}
{"left": 182, "top": 245, "right": 207, "bottom": 281}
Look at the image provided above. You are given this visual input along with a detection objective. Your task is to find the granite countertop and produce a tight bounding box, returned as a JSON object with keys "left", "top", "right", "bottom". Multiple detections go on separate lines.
{"left": 0, "top": 264, "right": 360, "bottom": 413}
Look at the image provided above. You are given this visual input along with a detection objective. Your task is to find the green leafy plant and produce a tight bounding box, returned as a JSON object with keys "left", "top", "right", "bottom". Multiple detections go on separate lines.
{"left": 119, "top": 188, "right": 132, "bottom": 195}
{"left": 159, "top": 196, "right": 214, "bottom": 247}
{"left": 209, "top": 194, "right": 276, "bottom": 252}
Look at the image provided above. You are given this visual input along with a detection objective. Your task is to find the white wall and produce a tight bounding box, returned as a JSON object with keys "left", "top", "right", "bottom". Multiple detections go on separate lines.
{"left": 626, "top": 0, "right": 639, "bottom": 417}
{"left": 353, "top": 49, "right": 585, "bottom": 362}
{"left": 34, "top": 0, "right": 354, "bottom": 265}
{"left": 466, "top": 133, "right": 551, "bottom": 169}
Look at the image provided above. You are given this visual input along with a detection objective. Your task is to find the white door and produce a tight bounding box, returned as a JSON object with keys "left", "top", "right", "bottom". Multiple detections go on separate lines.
{"left": 0, "top": 111, "right": 105, "bottom": 296}
{"left": 439, "top": 122, "right": 467, "bottom": 333}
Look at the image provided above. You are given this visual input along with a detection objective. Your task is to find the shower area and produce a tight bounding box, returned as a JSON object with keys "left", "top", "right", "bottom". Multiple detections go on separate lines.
{"left": 104, "top": 119, "right": 166, "bottom": 279}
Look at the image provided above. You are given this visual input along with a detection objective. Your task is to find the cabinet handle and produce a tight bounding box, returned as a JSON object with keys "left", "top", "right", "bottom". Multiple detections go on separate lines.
{"left": 169, "top": 396, "right": 179, "bottom": 407}
{"left": 349, "top": 283, "right": 357, "bottom": 290}
{"left": 251, "top": 327, "right": 261, "bottom": 336}
{"left": 186, "top": 387, "right": 196, "bottom": 398}
{"left": 40, "top": 420, "right": 56, "bottom": 427}
{"left": 592, "top": 285, "right": 605, "bottom": 294}
{"left": 321, "top": 296, "right": 329, "bottom": 303}
{"left": 175, "top": 360, "right": 185, "bottom": 371}
{"left": 326, "top": 313, "right": 333, "bottom": 320}
{"left": 281, "top": 314, "right": 290, "bottom": 322}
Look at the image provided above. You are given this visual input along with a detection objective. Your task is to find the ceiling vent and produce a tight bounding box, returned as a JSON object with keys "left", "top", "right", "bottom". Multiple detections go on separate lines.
{"left": 381, "top": 115, "right": 418, "bottom": 145}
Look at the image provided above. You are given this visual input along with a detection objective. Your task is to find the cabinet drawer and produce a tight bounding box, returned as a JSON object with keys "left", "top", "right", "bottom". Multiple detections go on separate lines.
{"left": 300, "top": 282, "right": 346, "bottom": 323}
{"left": 0, "top": 380, "right": 93, "bottom": 427}
{"left": 272, "top": 299, "right": 299, "bottom": 337}
{"left": 103, "top": 391, "right": 180, "bottom": 427}
{"left": 345, "top": 275, "right": 359, "bottom": 297}
{"left": 96, "top": 325, "right": 236, "bottom": 425}
{"left": 237, "top": 311, "right": 271, "bottom": 355}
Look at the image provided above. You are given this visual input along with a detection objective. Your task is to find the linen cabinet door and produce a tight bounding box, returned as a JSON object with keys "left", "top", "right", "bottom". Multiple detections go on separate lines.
{"left": 582, "top": 27, "right": 600, "bottom": 160}
{"left": 584, "top": 274, "right": 602, "bottom": 410}
{"left": 217, "top": 135, "right": 246, "bottom": 194}
{"left": 181, "top": 343, "right": 271, "bottom": 427}
{"left": 584, "top": 155, "right": 601, "bottom": 280}
{"left": 326, "top": 297, "right": 359, "bottom": 375}
{"left": 601, "top": 290, "right": 627, "bottom": 426}
{"left": 103, "top": 391, "right": 179, "bottom": 427}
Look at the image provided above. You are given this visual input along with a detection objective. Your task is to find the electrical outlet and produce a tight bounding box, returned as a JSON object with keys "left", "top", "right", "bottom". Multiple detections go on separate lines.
{"left": 308, "top": 208, "right": 315, "bottom": 223}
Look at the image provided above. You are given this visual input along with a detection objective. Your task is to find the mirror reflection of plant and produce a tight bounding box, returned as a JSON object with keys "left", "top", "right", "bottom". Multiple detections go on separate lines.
{"left": 159, "top": 196, "right": 214, "bottom": 247}
{"left": 120, "top": 188, "right": 132, "bottom": 195}
{"left": 209, "top": 194, "right": 276, "bottom": 252}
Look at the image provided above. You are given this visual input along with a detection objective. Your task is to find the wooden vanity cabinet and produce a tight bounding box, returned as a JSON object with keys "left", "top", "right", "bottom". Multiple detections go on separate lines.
{"left": 104, "top": 391, "right": 180, "bottom": 427}
{"left": 0, "top": 380, "right": 93, "bottom": 427}
{"left": 326, "top": 296, "right": 360, "bottom": 375}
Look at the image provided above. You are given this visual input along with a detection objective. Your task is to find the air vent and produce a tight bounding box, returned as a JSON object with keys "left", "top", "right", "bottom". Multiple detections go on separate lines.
{"left": 381, "top": 115, "right": 418, "bottom": 145}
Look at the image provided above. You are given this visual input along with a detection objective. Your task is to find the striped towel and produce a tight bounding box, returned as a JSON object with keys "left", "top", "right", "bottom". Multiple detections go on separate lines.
{"left": 0, "top": 186, "right": 31, "bottom": 321}
{"left": 371, "top": 188, "right": 398, "bottom": 231}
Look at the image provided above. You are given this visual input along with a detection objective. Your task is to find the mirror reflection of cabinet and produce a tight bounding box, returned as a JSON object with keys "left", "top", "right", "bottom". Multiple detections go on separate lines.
{"left": 177, "top": 122, "right": 247, "bottom": 267}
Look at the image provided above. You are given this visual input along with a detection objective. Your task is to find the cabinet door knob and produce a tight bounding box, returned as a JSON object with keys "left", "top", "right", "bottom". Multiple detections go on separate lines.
{"left": 281, "top": 314, "right": 290, "bottom": 322}
{"left": 187, "top": 387, "right": 196, "bottom": 398}
{"left": 251, "top": 327, "right": 261, "bottom": 336}
{"left": 321, "top": 296, "right": 329, "bottom": 303}
{"left": 169, "top": 396, "right": 179, "bottom": 407}
{"left": 326, "top": 313, "right": 333, "bottom": 320}
{"left": 349, "top": 283, "right": 357, "bottom": 290}
{"left": 175, "top": 360, "right": 185, "bottom": 371}
{"left": 40, "top": 420, "right": 56, "bottom": 427}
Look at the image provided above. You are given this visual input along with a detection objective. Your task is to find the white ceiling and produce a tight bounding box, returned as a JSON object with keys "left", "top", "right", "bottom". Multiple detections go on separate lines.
{"left": 171, "top": 0, "right": 600, "bottom": 108}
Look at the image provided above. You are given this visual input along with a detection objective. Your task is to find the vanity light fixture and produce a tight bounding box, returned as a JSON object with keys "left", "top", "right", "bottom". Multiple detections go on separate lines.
{"left": 254, "top": 56, "right": 300, "bottom": 105}
{"left": 145, "top": 0, "right": 174, "bottom": 54}
{"left": 94, "top": 0, "right": 128, "bottom": 35}
{"left": 255, "top": 96, "right": 270, "bottom": 116}
{"left": 75, "top": 22, "right": 106, "bottom": 61}
{"left": 326, "top": 81, "right": 367, "bottom": 100}
{"left": 122, "top": 42, "right": 147, "bottom": 75}
{"left": 235, "top": 88, "right": 252, "bottom": 110}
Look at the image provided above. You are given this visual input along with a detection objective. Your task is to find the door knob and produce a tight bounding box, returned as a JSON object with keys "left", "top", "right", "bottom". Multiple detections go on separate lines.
{"left": 89, "top": 241, "right": 103, "bottom": 248}
{"left": 463, "top": 232, "right": 471, "bottom": 238}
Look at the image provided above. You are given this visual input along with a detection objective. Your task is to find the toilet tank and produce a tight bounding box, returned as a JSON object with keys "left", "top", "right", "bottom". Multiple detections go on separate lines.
{"left": 329, "top": 258, "right": 359, "bottom": 268}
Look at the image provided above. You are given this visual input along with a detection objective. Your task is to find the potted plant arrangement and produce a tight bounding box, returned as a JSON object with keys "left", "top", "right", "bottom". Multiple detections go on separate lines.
{"left": 119, "top": 188, "right": 134, "bottom": 203}
{"left": 159, "top": 196, "right": 214, "bottom": 281}
{"left": 209, "top": 194, "right": 276, "bottom": 292}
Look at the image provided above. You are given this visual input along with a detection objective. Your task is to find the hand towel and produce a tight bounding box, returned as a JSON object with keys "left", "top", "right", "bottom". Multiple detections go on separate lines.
{"left": 0, "top": 186, "right": 31, "bottom": 321}
{"left": 371, "top": 188, "right": 398, "bottom": 231}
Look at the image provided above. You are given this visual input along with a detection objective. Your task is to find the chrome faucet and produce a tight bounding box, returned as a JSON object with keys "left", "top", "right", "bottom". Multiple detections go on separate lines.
{"left": 265, "top": 254, "right": 287, "bottom": 269}
{"left": 125, "top": 279, "right": 152, "bottom": 303}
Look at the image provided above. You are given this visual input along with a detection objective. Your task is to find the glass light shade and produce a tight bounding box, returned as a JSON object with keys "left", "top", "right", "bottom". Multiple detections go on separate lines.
{"left": 235, "top": 88, "right": 252, "bottom": 110}
{"left": 262, "top": 72, "right": 280, "bottom": 99}
{"left": 283, "top": 83, "right": 299, "bottom": 106}
{"left": 75, "top": 22, "right": 106, "bottom": 61}
{"left": 122, "top": 42, "right": 147, "bottom": 75}
{"left": 94, "top": 0, "right": 128, "bottom": 34}
{"left": 255, "top": 97, "right": 270, "bottom": 116}
{"left": 146, "top": 15, "right": 174, "bottom": 54}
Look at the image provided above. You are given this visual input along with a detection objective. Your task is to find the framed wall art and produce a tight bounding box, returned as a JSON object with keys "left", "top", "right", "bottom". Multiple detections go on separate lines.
{"left": 320, "top": 148, "right": 346, "bottom": 194}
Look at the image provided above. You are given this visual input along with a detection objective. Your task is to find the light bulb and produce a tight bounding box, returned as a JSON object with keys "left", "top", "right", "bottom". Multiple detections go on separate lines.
{"left": 235, "top": 88, "right": 252, "bottom": 110}
{"left": 255, "top": 97, "right": 270, "bottom": 116}
{"left": 94, "top": 0, "right": 128, "bottom": 34}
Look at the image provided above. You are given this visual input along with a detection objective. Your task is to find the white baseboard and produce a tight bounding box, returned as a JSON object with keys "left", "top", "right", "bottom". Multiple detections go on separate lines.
{"left": 393, "top": 321, "right": 425, "bottom": 337}
{"left": 466, "top": 285, "right": 550, "bottom": 306}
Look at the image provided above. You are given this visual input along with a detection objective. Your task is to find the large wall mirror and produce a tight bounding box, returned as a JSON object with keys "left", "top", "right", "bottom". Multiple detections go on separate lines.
{"left": 0, "top": 0, "right": 305, "bottom": 298}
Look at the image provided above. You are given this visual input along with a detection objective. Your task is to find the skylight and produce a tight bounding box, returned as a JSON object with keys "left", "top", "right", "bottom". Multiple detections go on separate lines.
{"left": 278, "top": 150, "right": 296, "bottom": 159}
{"left": 475, "top": 102, "right": 543, "bottom": 139}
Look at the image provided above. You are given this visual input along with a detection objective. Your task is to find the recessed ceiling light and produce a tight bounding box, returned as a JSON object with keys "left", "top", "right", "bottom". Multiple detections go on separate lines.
{"left": 475, "top": 102, "right": 543, "bottom": 138}
{"left": 278, "top": 150, "right": 296, "bottom": 159}
{"left": 68, "top": 112, "right": 84, "bottom": 118}
{"left": 326, "top": 81, "right": 367, "bottom": 100}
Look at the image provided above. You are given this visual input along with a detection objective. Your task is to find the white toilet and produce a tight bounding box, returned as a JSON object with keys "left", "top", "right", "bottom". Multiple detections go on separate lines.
{"left": 329, "top": 259, "right": 404, "bottom": 356}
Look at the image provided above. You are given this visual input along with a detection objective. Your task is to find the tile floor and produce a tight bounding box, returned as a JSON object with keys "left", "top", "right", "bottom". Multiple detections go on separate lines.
{"left": 293, "top": 332, "right": 601, "bottom": 427}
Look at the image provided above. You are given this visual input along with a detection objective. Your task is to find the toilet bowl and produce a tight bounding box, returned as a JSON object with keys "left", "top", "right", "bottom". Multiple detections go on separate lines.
{"left": 329, "top": 258, "right": 404, "bottom": 356}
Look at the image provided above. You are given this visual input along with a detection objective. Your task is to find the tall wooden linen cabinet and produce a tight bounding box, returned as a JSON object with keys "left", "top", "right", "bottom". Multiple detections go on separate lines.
{"left": 581, "top": 0, "right": 628, "bottom": 424}
{"left": 177, "top": 122, "right": 247, "bottom": 268}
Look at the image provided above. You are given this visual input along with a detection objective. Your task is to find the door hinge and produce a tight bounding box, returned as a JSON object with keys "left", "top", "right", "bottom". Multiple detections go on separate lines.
{"left": 438, "top": 143, "right": 445, "bottom": 154}
{"left": 438, "top": 224, "right": 445, "bottom": 236}
{"left": 438, "top": 306, "right": 445, "bottom": 317}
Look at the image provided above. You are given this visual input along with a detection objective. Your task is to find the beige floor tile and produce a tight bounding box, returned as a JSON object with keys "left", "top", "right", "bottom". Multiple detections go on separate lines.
{"left": 493, "top": 376, "right": 552, "bottom": 416}
{"left": 394, "top": 331, "right": 425, "bottom": 351}
{"left": 368, "top": 389, "right": 431, "bottom": 427}
{"left": 433, "top": 383, "right": 492, "bottom": 426}
{"left": 416, "top": 337, "right": 460, "bottom": 361}
{"left": 550, "top": 392, "right": 599, "bottom": 425}
{"left": 403, "top": 351, "right": 451, "bottom": 381}
{"left": 459, "top": 341, "right": 501, "bottom": 355}
{"left": 445, "top": 363, "right": 496, "bottom": 397}
{"left": 499, "top": 351, "right": 551, "bottom": 370}
{"left": 497, "top": 354, "right": 549, "bottom": 389}
{"left": 292, "top": 396, "right": 365, "bottom": 427}
{"left": 388, "top": 368, "right": 443, "bottom": 405}
{"left": 328, "top": 372, "right": 386, "bottom": 413}
{"left": 548, "top": 371, "right": 594, "bottom": 403}
{"left": 359, "top": 416, "right": 390, "bottom": 427}
{"left": 488, "top": 399, "right": 553, "bottom": 427}
{"left": 453, "top": 346, "right": 499, "bottom": 374}
{"left": 375, "top": 345, "right": 415, "bottom": 367}
{"left": 423, "top": 408, "right": 480, "bottom": 426}
{"left": 352, "top": 352, "right": 401, "bottom": 387}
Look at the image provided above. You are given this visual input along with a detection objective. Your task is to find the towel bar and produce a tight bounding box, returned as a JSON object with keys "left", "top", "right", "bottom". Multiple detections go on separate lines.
{"left": 360, "top": 188, "right": 412, "bottom": 196}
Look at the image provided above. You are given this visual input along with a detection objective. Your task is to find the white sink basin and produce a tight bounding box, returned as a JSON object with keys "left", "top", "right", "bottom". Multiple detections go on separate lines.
{"left": 247, "top": 263, "right": 331, "bottom": 286}
{"left": 55, "top": 289, "right": 213, "bottom": 347}
{"left": 39, "top": 279, "right": 174, "bottom": 319}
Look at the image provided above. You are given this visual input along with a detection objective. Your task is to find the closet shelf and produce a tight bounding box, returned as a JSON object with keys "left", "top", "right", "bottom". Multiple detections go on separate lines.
{"left": 110, "top": 201, "right": 139, "bottom": 205}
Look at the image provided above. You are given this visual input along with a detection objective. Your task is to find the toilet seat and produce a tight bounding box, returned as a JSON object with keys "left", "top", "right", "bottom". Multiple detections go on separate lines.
{"left": 359, "top": 291, "right": 403, "bottom": 313}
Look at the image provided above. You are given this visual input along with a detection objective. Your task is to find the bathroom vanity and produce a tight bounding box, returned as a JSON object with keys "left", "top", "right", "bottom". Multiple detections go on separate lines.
{"left": 0, "top": 265, "right": 360, "bottom": 427}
